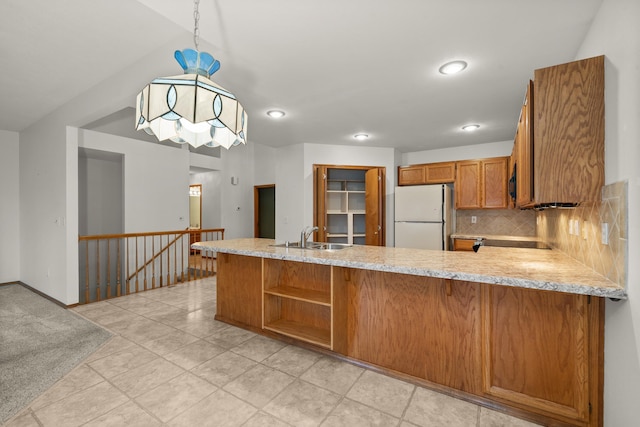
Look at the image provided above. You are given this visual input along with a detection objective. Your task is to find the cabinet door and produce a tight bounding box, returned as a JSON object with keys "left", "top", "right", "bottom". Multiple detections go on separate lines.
{"left": 482, "top": 157, "right": 509, "bottom": 209}
{"left": 425, "top": 162, "right": 456, "bottom": 184}
{"left": 533, "top": 56, "right": 604, "bottom": 204}
{"left": 398, "top": 165, "right": 426, "bottom": 186}
{"left": 314, "top": 165, "right": 328, "bottom": 242}
{"left": 482, "top": 285, "right": 596, "bottom": 424}
{"left": 365, "top": 168, "right": 384, "bottom": 246}
{"left": 216, "top": 254, "right": 263, "bottom": 329}
{"left": 455, "top": 161, "right": 482, "bottom": 209}
{"left": 516, "top": 81, "right": 534, "bottom": 207}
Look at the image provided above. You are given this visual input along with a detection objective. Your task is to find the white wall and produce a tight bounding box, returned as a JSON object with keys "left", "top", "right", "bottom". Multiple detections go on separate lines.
{"left": 575, "top": 0, "right": 640, "bottom": 425}
{"left": 275, "top": 144, "right": 305, "bottom": 242}
{"left": 219, "top": 143, "right": 256, "bottom": 239}
{"left": 402, "top": 140, "right": 513, "bottom": 165}
{"left": 0, "top": 130, "right": 20, "bottom": 283}
{"left": 78, "top": 129, "right": 190, "bottom": 233}
{"left": 78, "top": 154, "right": 123, "bottom": 235}
{"left": 254, "top": 143, "right": 277, "bottom": 185}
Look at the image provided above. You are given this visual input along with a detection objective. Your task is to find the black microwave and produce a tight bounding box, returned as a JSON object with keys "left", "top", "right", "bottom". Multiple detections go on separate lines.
{"left": 508, "top": 164, "right": 517, "bottom": 202}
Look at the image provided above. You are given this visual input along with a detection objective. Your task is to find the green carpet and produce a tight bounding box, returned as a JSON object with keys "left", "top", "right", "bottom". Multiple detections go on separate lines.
{"left": 0, "top": 284, "right": 112, "bottom": 424}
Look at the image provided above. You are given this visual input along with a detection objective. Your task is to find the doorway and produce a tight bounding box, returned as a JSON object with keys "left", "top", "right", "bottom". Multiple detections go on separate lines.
{"left": 254, "top": 185, "right": 276, "bottom": 238}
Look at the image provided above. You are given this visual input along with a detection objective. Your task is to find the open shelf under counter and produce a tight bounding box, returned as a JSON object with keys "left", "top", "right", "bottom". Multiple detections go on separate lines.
{"left": 264, "top": 319, "right": 331, "bottom": 349}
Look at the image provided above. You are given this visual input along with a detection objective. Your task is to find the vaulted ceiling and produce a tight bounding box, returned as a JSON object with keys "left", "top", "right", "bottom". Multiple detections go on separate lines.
{"left": 1, "top": 0, "right": 602, "bottom": 152}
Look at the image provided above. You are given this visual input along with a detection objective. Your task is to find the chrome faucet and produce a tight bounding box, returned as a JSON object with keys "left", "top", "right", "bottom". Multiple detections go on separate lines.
{"left": 300, "top": 226, "right": 319, "bottom": 248}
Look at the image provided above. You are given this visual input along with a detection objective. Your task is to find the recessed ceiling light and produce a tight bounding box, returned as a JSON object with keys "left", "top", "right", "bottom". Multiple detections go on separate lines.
{"left": 266, "top": 110, "right": 285, "bottom": 118}
{"left": 462, "top": 124, "right": 480, "bottom": 132}
{"left": 353, "top": 133, "right": 369, "bottom": 141}
{"left": 439, "top": 60, "right": 468, "bottom": 75}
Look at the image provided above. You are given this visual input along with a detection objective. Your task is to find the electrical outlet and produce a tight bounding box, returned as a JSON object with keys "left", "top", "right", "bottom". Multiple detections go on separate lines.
{"left": 574, "top": 220, "right": 580, "bottom": 237}
{"left": 601, "top": 223, "right": 609, "bottom": 245}
{"left": 471, "top": 216, "right": 477, "bottom": 224}
{"left": 568, "top": 219, "right": 574, "bottom": 235}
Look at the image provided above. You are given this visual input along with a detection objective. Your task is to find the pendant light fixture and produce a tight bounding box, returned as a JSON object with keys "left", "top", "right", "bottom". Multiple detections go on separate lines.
{"left": 135, "top": 0, "right": 248, "bottom": 149}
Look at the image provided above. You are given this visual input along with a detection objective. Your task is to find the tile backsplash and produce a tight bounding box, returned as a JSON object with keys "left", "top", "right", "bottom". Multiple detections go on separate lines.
{"left": 537, "top": 180, "right": 628, "bottom": 289}
{"left": 456, "top": 209, "right": 537, "bottom": 236}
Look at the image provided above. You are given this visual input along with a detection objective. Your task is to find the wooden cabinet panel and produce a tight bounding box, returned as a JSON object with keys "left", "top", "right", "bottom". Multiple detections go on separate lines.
{"left": 216, "top": 253, "right": 263, "bottom": 329}
{"left": 456, "top": 158, "right": 508, "bottom": 209}
{"left": 533, "top": 55, "right": 604, "bottom": 205}
{"left": 339, "top": 269, "right": 482, "bottom": 393}
{"left": 425, "top": 162, "right": 456, "bottom": 184}
{"left": 399, "top": 162, "right": 456, "bottom": 186}
{"left": 482, "top": 285, "right": 598, "bottom": 425}
{"left": 453, "top": 238, "right": 476, "bottom": 251}
{"left": 455, "top": 161, "right": 482, "bottom": 209}
{"left": 398, "top": 165, "right": 426, "bottom": 186}
{"left": 482, "top": 157, "right": 509, "bottom": 209}
{"left": 515, "top": 81, "right": 534, "bottom": 208}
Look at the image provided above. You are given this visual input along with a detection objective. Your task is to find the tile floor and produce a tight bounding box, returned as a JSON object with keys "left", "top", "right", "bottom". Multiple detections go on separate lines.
{"left": 3, "top": 278, "right": 541, "bottom": 427}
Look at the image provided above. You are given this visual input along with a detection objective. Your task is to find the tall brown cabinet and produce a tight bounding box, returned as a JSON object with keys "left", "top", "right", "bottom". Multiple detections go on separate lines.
{"left": 314, "top": 165, "right": 385, "bottom": 246}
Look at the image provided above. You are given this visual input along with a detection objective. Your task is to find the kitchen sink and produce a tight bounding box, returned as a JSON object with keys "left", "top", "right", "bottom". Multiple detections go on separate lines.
{"left": 271, "top": 242, "right": 351, "bottom": 251}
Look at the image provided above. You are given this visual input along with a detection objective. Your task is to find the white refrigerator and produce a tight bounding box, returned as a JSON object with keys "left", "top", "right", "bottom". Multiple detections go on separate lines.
{"left": 394, "top": 184, "right": 452, "bottom": 250}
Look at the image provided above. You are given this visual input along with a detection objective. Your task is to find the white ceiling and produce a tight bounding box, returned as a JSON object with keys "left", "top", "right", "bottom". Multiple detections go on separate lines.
{"left": 1, "top": 0, "right": 603, "bottom": 153}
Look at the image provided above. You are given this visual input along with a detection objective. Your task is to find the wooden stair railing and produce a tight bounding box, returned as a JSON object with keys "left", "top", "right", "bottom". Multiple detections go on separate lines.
{"left": 78, "top": 228, "right": 224, "bottom": 304}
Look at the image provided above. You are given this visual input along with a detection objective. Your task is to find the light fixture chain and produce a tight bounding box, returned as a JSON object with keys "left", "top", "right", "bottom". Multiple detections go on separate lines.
{"left": 193, "top": 0, "right": 200, "bottom": 51}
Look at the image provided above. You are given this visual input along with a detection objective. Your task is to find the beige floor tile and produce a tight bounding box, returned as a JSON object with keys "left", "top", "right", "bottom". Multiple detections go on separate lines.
{"left": 167, "top": 389, "right": 256, "bottom": 427}
{"left": 142, "top": 305, "right": 190, "bottom": 323}
{"left": 83, "top": 335, "right": 137, "bottom": 363}
{"left": 140, "top": 328, "right": 200, "bottom": 356}
{"left": 204, "top": 324, "right": 256, "bottom": 348}
{"left": 322, "top": 398, "right": 400, "bottom": 427}
{"left": 30, "top": 364, "right": 104, "bottom": 411}
{"left": 115, "top": 317, "right": 178, "bottom": 343}
{"left": 82, "top": 400, "right": 161, "bottom": 427}
{"left": 230, "top": 335, "right": 286, "bottom": 362}
{"left": 263, "top": 379, "right": 341, "bottom": 427}
{"left": 262, "top": 344, "right": 323, "bottom": 377}
{"left": 190, "top": 350, "right": 257, "bottom": 387}
{"left": 109, "top": 358, "right": 185, "bottom": 397}
{"left": 88, "top": 343, "right": 159, "bottom": 378}
{"left": 33, "top": 381, "right": 128, "bottom": 427}
{"left": 135, "top": 372, "right": 217, "bottom": 422}
{"left": 346, "top": 370, "right": 415, "bottom": 418}
{"left": 163, "top": 339, "right": 226, "bottom": 370}
{"left": 223, "top": 364, "right": 295, "bottom": 408}
{"left": 403, "top": 386, "right": 479, "bottom": 427}
{"left": 479, "top": 407, "right": 542, "bottom": 426}
{"left": 242, "top": 411, "right": 292, "bottom": 427}
{"left": 174, "top": 318, "right": 231, "bottom": 338}
{"left": 301, "top": 356, "right": 364, "bottom": 395}
{"left": 2, "top": 410, "right": 40, "bottom": 427}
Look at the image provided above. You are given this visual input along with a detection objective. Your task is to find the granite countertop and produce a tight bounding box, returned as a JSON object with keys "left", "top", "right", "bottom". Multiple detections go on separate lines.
{"left": 450, "top": 233, "right": 540, "bottom": 242}
{"left": 192, "top": 238, "right": 627, "bottom": 300}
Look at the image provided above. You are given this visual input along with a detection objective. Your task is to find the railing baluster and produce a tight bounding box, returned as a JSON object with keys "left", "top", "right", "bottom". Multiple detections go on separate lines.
{"left": 173, "top": 233, "right": 178, "bottom": 284}
{"left": 135, "top": 236, "right": 140, "bottom": 292}
{"left": 107, "top": 239, "right": 111, "bottom": 299}
{"left": 116, "top": 238, "right": 122, "bottom": 297}
{"left": 180, "top": 234, "right": 185, "bottom": 283}
{"left": 85, "top": 240, "right": 90, "bottom": 304}
{"left": 126, "top": 237, "right": 130, "bottom": 295}
{"left": 166, "top": 235, "right": 171, "bottom": 286}
{"left": 144, "top": 236, "right": 147, "bottom": 291}
{"left": 152, "top": 236, "right": 156, "bottom": 289}
{"left": 95, "top": 239, "right": 101, "bottom": 301}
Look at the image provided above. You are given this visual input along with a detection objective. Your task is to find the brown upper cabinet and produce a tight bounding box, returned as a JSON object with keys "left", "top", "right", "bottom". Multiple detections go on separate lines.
{"left": 517, "top": 55, "right": 604, "bottom": 208}
{"left": 398, "top": 161, "right": 456, "bottom": 186}
{"left": 455, "top": 157, "right": 509, "bottom": 209}
{"left": 514, "top": 81, "right": 534, "bottom": 208}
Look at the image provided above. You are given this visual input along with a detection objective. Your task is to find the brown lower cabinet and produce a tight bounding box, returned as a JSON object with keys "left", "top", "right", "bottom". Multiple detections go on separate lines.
{"left": 216, "top": 254, "right": 603, "bottom": 427}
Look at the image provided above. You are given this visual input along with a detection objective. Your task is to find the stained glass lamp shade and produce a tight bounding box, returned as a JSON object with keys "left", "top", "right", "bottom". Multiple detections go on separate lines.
{"left": 135, "top": 49, "right": 248, "bottom": 149}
